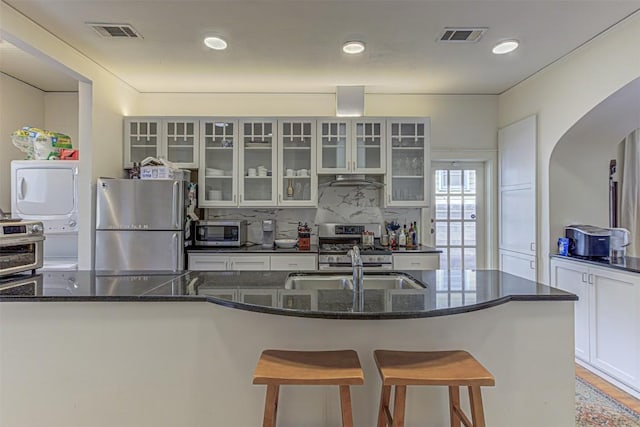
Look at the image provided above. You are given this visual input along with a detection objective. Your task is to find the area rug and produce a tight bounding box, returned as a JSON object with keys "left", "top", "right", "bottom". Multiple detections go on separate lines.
{"left": 576, "top": 376, "right": 640, "bottom": 426}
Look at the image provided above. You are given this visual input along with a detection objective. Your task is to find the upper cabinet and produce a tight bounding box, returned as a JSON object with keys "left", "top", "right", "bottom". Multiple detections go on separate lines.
{"left": 385, "top": 118, "right": 431, "bottom": 207}
{"left": 125, "top": 115, "right": 431, "bottom": 209}
{"left": 124, "top": 117, "right": 199, "bottom": 169}
{"left": 317, "top": 118, "right": 386, "bottom": 174}
{"left": 238, "top": 119, "right": 278, "bottom": 206}
{"left": 199, "top": 119, "right": 238, "bottom": 207}
{"left": 278, "top": 119, "right": 317, "bottom": 206}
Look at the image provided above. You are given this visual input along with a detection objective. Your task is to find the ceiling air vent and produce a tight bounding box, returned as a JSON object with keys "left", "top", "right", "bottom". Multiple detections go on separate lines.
{"left": 87, "top": 23, "right": 142, "bottom": 38}
{"left": 438, "top": 28, "right": 487, "bottom": 43}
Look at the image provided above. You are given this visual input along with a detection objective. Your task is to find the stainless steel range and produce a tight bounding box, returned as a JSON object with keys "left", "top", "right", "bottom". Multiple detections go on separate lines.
{"left": 0, "top": 218, "right": 45, "bottom": 277}
{"left": 318, "top": 223, "right": 392, "bottom": 271}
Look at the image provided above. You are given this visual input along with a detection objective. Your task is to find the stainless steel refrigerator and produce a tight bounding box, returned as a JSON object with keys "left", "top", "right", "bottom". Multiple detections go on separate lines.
{"left": 95, "top": 178, "right": 188, "bottom": 271}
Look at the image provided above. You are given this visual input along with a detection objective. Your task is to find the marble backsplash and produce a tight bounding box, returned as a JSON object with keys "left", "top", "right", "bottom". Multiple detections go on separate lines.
{"left": 205, "top": 182, "right": 422, "bottom": 245}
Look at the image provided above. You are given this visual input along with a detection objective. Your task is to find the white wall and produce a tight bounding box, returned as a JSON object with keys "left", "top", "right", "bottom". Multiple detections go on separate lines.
{"left": 0, "top": 74, "right": 44, "bottom": 213}
{"left": 44, "top": 92, "right": 79, "bottom": 146}
{"left": 498, "top": 12, "right": 640, "bottom": 283}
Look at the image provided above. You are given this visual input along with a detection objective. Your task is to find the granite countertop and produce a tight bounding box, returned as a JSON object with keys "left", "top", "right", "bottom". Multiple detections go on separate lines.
{"left": 389, "top": 244, "right": 441, "bottom": 254}
{"left": 186, "top": 244, "right": 319, "bottom": 254}
{"left": 550, "top": 254, "right": 640, "bottom": 274}
{"left": 186, "top": 244, "right": 439, "bottom": 254}
{"left": 0, "top": 269, "right": 576, "bottom": 319}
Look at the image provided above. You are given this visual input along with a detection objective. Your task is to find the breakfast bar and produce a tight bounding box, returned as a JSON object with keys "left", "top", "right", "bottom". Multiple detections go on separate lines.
{"left": 0, "top": 270, "right": 576, "bottom": 427}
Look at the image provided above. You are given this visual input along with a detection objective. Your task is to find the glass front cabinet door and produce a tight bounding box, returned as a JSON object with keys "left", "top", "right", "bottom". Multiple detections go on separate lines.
{"left": 163, "top": 119, "right": 199, "bottom": 168}
{"left": 317, "top": 118, "right": 385, "bottom": 174}
{"left": 353, "top": 118, "right": 385, "bottom": 173}
{"left": 124, "top": 118, "right": 162, "bottom": 168}
{"left": 386, "top": 118, "right": 431, "bottom": 207}
{"left": 199, "top": 119, "right": 238, "bottom": 207}
{"left": 239, "top": 119, "right": 277, "bottom": 206}
{"left": 317, "top": 119, "right": 350, "bottom": 173}
{"left": 278, "top": 119, "right": 317, "bottom": 206}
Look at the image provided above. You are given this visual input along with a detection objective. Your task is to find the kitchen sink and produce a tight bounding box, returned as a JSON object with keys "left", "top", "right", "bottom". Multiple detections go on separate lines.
{"left": 284, "top": 275, "right": 353, "bottom": 290}
{"left": 284, "top": 273, "right": 426, "bottom": 290}
{"left": 357, "top": 275, "right": 425, "bottom": 290}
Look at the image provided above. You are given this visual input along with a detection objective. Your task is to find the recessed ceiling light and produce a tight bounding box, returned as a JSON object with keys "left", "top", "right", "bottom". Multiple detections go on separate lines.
{"left": 342, "top": 41, "right": 365, "bottom": 55}
{"left": 204, "top": 36, "right": 228, "bottom": 50}
{"left": 492, "top": 40, "right": 519, "bottom": 55}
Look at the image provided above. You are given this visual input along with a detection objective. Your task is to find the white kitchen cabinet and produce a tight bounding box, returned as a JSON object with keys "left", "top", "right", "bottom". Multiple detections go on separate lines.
{"left": 124, "top": 117, "right": 199, "bottom": 169}
{"left": 199, "top": 118, "right": 239, "bottom": 207}
{"left": 187, "top": 254, "right": 270, "bottom": 271}
{"left": 589, "top": 265, "right": 640, "bottom": 389}
{"left": 550, "top": 257, "right": 640, "bottom": 392}
{"left": 393, "top": 253, "right": 440, "bottom": 270}
{"left": 385, "top": 118, "right": 430, "bottom": 207}
{"left": 499, "top": 249, "right": 536, "bottom": 281}
{"left": 188, "top": 254, "right": 228, "bottom": 271}
{"left": 550, "top": 258, "right": 590, "bottom": 361}
{"left": 498, "top": 115, "right": 537, "bottom": 279}
{"left": 239, "top": 118, "right": 278, "bottom": 206}
{"left": 124, "top": 118, "right": 162, "bottom": 168}
{"left": 277, "top": 119, "right": 317, "bottom": 206}
{"left": 317, "top": 118, "right": 386, "bottom": 174}
{"left": 270, "top": 254, "right": 317, "bottom": 271}
{"left": 188, "top": 253, "right": 314, "bottom": 271}
{"left": 229, "top": 255, "right": 271, "bottom": 271}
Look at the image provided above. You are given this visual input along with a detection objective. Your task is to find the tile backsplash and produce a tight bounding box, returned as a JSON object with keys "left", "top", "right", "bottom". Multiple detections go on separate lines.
{"left": 205, "top": 183, "right": 422, "bottom": 245}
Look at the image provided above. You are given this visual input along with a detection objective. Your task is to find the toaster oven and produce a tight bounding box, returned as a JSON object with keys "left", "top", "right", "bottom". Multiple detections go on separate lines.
{"left": 194, "top": 220, "right": 247, "bottom": 247}
{"left": 0, "top": 220, "right": 45, "bottom": 277}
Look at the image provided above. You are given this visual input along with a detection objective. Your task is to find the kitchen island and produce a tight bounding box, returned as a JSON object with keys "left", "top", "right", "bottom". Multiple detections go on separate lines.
{"left": 1, "top": 270, "right": 576, "bottom": 427}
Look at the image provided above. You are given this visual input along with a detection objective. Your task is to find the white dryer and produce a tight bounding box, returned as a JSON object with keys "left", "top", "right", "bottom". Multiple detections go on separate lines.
{"left": 11, "top": 160, "right": 80, "bottom": 270}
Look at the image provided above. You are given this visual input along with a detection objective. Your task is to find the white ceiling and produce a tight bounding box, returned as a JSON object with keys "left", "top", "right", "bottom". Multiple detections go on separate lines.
{"left": 1, "top": 0, "right": 640, "bottom": 94}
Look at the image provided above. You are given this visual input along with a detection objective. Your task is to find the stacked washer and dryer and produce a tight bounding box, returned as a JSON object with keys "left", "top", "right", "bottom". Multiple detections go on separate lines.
{"left": 10, "top": 160, "right": 80, "bottom": 271}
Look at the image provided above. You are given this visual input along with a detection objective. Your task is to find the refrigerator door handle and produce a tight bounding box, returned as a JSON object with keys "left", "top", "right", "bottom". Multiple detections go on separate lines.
{"left": 172, "top": 181, "right": 180, "bottom": 229}
{"left": 172, "top": 232, "right": 179, "bottom": 271}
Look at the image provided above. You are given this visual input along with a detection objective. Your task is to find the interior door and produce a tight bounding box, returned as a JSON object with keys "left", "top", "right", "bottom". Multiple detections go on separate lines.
{"left": 14, "top": 168, "right": 75, "bottom": 216}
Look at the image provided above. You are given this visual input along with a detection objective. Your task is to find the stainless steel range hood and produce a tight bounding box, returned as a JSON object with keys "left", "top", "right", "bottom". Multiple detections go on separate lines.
{"left": 320, "top": 174, "right": 384, "bottom": 188}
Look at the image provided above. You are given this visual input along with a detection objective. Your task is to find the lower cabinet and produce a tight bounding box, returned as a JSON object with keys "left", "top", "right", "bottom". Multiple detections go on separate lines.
{"left": 550, "top": 258, "right": 640, "bottom": 392}
{"left": 393, "top": 253, "right": 440, "bottom": 270}
{"left": 270, "top": 254, "right": 317, "bottom": 271}
{"left": 188, "top": 254, "right": 270, "bottom": 271}
{"left": 188, "top": 253, "right": 316, "bottom": 271}
{"left": 550, "top": 258, "right": 590, "bottom": 361}
{"left": 499, "top": 249, "right": 536, "bottom": 281}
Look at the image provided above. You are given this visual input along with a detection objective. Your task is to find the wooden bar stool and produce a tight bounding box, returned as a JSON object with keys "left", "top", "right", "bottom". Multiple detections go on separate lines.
{"left": 374, "top": 350, "right": 495, "bottom": 427}
{"left": 253, "top": 349, "right": 364, "bottom": 427}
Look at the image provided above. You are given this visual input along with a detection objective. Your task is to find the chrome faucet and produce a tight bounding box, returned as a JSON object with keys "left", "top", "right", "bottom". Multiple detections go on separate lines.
{"left": 349, "top": 245, "right": 364, "bottom": 311}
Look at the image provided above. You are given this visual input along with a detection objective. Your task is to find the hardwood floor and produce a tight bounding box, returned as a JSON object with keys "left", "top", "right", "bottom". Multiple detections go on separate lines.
{"left": 575, "top": 364, "right": 640, "bottom": 412}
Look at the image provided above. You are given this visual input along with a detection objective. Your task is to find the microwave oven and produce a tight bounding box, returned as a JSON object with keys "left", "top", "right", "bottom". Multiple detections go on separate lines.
{"left": 194, "top": 220, "right": 247, "bottom": 247}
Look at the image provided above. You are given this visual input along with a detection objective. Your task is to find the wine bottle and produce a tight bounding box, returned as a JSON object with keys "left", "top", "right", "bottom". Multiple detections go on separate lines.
{"left": 287, "top": 178, "right": 294, "bottom": 198}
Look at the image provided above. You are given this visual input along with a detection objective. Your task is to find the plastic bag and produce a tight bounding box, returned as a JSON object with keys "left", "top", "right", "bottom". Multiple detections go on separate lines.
{"left": 11, "top": 127, "right": 73, "bottom": 160}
